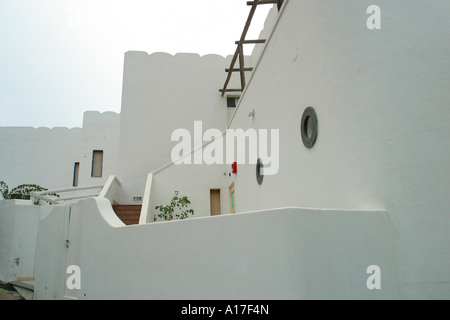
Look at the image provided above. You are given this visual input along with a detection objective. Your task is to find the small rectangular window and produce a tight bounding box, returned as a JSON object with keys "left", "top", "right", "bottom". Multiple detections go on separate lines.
{"left": 73, "top": 162, "right": 80, "bottom": 187}
{"left": 91, "top": 150, "right": 103, "bottom": 178}
{"left": 227, "top": 97, "right": 240, "bottom": 108}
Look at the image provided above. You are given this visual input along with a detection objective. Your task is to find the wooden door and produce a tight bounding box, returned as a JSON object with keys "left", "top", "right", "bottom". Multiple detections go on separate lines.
{"left": 210, "top": 189, "right": 221, "bottom": 216}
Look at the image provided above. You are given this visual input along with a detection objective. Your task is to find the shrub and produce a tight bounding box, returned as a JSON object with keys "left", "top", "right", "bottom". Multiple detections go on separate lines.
{"left": 154, "top": 191, "right": 194, "bottom": 222}
{"left": 0, "top": 181, "right": 49, "bottom": 200}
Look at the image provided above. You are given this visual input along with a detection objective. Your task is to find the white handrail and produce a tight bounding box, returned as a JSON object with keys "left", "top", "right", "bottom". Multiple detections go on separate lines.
{"left": 35, "top": 194, "right": 60, "bottom": 205}
{"left": 37, "top": 185, "right": 104, "bottom": 195}
{"left": 32, "top": 183, "right": 105, "bottom": 205}
{"left": 57, "top": 193, "right": 101, "bottom": 201}
{"left": 98, "top": 175, "right": 122, "bottom": 205}
{"left": 139, "top": 173, "right": 153, "bottom": 224}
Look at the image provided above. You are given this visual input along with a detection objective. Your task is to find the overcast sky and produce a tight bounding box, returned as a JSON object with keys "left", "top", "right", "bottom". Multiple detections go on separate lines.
{"left": 0, "top": 0, "right": 272, "bottom": 128}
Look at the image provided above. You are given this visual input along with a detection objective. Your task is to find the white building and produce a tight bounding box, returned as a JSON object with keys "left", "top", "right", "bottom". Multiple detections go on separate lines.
{"left": 0, "top": 111, "right": 120, "bottom": 192}
{"left": 0, "top": 0, "right": 449, "bottom": 300}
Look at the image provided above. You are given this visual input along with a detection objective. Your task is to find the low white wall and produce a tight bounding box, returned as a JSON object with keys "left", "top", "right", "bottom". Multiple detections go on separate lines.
{"left": 34, "top": 205, "right": 71, "bottom": 300}
{"left": 0, "top": 200, "right": 40, "bottom": 283}
{"left": 34, "top": 198, "right": 399, "bottom": 299}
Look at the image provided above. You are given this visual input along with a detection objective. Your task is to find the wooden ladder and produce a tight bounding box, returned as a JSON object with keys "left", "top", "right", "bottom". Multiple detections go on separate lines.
{"left": 220, "top": 0, "right": 284, "bottom": 95}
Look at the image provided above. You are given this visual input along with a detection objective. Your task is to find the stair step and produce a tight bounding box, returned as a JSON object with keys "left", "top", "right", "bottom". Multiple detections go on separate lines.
{"left": 115, "top": 210, "right": 141, "bottom": 214}
{"left": 116, "top": 212, "right": 140, "bottom": 216}
{"left": 114, "top": 209, "right": 141, "bottom": 213}
{"left": 120, "top": 219, "right": 140, "bottom": 224}
{"left": 116, "top": 214, "right": 140, "bottom": 219}
{"left": 112, "top": 205, "right": 142, "bottom": 226}
{"left": 9, "top": 280, "right": 34, "bottom": 291}
{"left": 117, "top": 218, "right": 140, "bottom": 222}
{"left": 113, "top": 205, "right": 142, "bottom": 211}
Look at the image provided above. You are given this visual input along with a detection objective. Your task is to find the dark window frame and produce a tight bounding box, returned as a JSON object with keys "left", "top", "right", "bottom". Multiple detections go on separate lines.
{"left": 227, "top": 97, "right": 240, "bottom": 108}
{"left": 91, "top": 150, "right": 104, "bottom": 178}
{"left": 73, "top": 162, "right": 80, "bottom": 187}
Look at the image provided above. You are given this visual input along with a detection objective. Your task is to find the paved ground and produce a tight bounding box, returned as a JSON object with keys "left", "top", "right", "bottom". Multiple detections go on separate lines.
{"left": 0, "top": 282, "right": 24, "bottom": 300}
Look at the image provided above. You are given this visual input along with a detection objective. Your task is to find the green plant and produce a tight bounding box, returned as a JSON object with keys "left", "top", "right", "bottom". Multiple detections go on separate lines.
{"left": 0, "top": 181, "right": 8, "bottom": 199}
{"left": 0, "top": 181, "right": 51, "bottom": 201}
{"left": 154, "top": 191, "right": 194, "bottom": 222}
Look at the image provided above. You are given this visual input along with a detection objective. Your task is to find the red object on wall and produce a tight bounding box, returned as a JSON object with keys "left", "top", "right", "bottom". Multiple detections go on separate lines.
{"left": 232, "top": 162, "right": 237, "bottom": 174}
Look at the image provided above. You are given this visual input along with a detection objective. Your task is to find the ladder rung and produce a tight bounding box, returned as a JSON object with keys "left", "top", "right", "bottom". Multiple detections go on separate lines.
{"left": 247, "top": 1, "right": 277, "bottom": 5}
{"left": 219, "top": 89, "right": 243, "bottom": 93}
{"left": 235, "top": 39, "right": 266, "bottom": 45}
{"left": 225, "top": 68, "right": 254, "bottom": 73}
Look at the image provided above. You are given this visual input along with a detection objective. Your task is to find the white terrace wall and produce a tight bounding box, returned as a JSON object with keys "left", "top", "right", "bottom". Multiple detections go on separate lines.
{"left": 0, "top": 111, "right": 120, "bottom": 192}
{"left": 34, "top": 198, "right": 400, "bottom": 300}
{"left": 135, "top": 0, "right": 449, "bottom": 299}
{"left": 225, "top": 0, "right": 450, "bottom": 299}
{"left": 118, "top": 52, "right": 250, "bottom": 205}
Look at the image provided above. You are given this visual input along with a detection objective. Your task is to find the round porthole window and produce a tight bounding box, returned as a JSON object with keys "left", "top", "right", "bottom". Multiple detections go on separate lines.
{"left": 301, "top": 107, "right": 318, "bottom": 149}
{"left": 256, "top": 158, "right": 264, "bottom": 185}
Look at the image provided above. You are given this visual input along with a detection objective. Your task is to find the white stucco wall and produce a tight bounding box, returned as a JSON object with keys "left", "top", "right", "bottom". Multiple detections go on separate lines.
{"left": 34, "top": 205, "right": 71, "bottom": 300}
{"left": 133, "top": 0, "right": 449, "bottom": 299}
{"left": 249, "top": 5, "right": 279, "bottom": 69}
{"left": 146, "top": 163, "right": 229, "bottom": 223}
{"left": 0, "top": 200, "right": 40, "bottom": 283}
{"left": 117, "top": 51, "right": 249, "bottom": 204}
{"left": 77, "top": 111, "right": 120, "bottom": 187}
{"left": 1, "top": 0, "right": 447, "bottom": 300}
{"left": 0, "top": 127, "right": 83, "bottom": 191}
{"left": 225, "top": 0, "right": 450, "bottom": 299}
{"left": 129, "top": 5, "right": 280, "bottom": 220}
{"left": 0, "top": 111, "right": 120, "bottom": 192}
{"left": 34, "top": 198, "right": 400, "bottom": 300}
